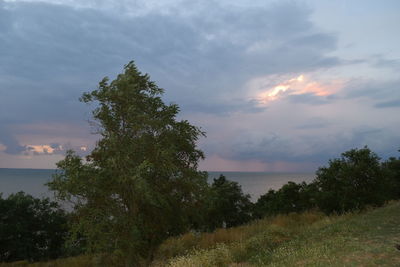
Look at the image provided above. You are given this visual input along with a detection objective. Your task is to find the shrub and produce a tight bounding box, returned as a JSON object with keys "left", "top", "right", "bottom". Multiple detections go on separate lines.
{"left": 314, "top": 146, "right": 387, "bottom": 214}
{"left": 0, "top": 192, "right": 68, "bottom": 262}
{"left": 254, "top": 181, "right": 317, "bottom": 218}
{"left": 205, "top": 175, "right": 253, "bottom": 231}
{"left": 381, "top": 155, "right": 400, "bottom": 199}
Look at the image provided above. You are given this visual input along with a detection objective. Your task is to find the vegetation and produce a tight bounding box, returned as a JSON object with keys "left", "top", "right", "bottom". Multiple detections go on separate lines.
{"left": 46, "top": 62, "right": 209, "bottom": 265}
{"left": 254, "top": 181, "right": 315, "bottom": 218}
{"left": 314, "top": 146, "right": 388, "bottom": 213}
{"left": 204, "top": 175, "right": 253, "bottom": 231}
{"left": 6, "top": 201, "right": 399, "bottom": 266}
{"left": 255, "top": 147, "right": 400, "bottom": 218}
{"left": 1, "top": 61, "right": 399, "bottom": 265}
{"left": 164, "top": 201, "right": 400, "bottom": 267}
{"left": 382, "top": 154, "right": 400, "bottom": 199}
{"left": 0, "top": 192, "right": 68, "bottom": 262}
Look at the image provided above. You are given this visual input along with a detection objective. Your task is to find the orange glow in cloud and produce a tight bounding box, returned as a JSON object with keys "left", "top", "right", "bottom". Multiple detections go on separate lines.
{"left": 256, "top": 74, "right": 342, "bottom": 104}
{"left": 27, "top": 145, "right": 56, "bottom": 154}
{"left": 25, "top": 144, "right": 87, "bottom": 155}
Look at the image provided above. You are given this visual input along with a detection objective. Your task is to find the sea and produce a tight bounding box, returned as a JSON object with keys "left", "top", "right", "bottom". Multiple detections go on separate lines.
{"left": 0, "top": 168, "right": 315, "bottom": 201}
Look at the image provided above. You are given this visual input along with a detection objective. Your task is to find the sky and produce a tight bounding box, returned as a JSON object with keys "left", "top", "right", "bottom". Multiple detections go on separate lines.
{"left": 0, "top": 0, "right": 399, "bottom": 171}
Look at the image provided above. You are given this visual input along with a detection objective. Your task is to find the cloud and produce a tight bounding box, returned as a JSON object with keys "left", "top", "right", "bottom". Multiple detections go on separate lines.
{"left": 0, "top": 125, "right": 26, "bottom": 154}
{"left": 180, "top": 99, "right": 267, "bottom": 115}
{"left": 24, "top": 143, "right": 89, "bottom": 156}
{"left": 26, "top": 144, "right": 60, "bottom": 155}
{"left": 370, "top": 54, "right": 400, "bottom": 71}
{"left": 0, "top": 0, "right": 343, "bottom": 166}
{"left": 375, "top": 99, "right": 400, "bottom": 108}
{"left": 0, "top": 122, "right": 94, "bottom": 156}
{"left": 213, "top": 126, "right": 394, "bottom": 165}
{"left": 247, "top": 74, "right": 342, "bottom": 106}
{"left": 2, "top": 0, "right": 398, "bottom": 171}
{"left": 286, "top": 93, "right": 332, "bottom": 105}
{"left": 295, "top": 118, "right": 330, "bottom": 129}
{"left": 196, "top": 90, "right": 400, "bottom": 170}
{"left": 0, "top": 0, "right": 340, "bottom": 121}
{"left": 343, "top": 79, "right": 400, "bottom": 108}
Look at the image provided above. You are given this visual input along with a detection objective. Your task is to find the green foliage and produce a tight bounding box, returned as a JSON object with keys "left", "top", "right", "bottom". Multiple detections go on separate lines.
{"left": 205, "top": 175, "right": 253, "bottom": 230}
{"left": 47, "top": 61, "right": 208, "bottom": 264}
{"left": 254, "top": 146, "right": 399, "bottom": 217}
{"left": 381, "top": 155, "right": 400, "bottom": 199}
{"left": 6, "top": 202, "right": 398, "bottom": 266}
{"left": 314, "top": 146, "right": 387, "bottom": 214}
{"left": 0, "top": 192, "right": 68, "bottom": 262}
{"left": 254, "top": 182, "right": 316, "bottom": 218}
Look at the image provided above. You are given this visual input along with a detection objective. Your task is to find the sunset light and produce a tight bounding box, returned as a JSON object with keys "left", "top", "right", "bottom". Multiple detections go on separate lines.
{"left": 1, "top": 1, "right": 399, "bottom": 264}
{"left": 26, "top": 145, "right": 56, "bottom": 154}
{"left": 255, "top": 74, "right": 342, "bottom": 104}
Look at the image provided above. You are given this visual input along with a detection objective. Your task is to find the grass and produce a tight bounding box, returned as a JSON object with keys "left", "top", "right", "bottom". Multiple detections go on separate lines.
{"left": 153, "top": 211, "right": 325, "bottom": 262}
{"left": 0, "top": 254, "right": 123, "bottom": 267}
{"left": 162, "top": 201, "right": 400, "bottom": 266}
{"left": 2, "top": 201, "right": 399, "bottom": 266}
{"left": 271, "top": 201, "right": 400, "bottom": 267}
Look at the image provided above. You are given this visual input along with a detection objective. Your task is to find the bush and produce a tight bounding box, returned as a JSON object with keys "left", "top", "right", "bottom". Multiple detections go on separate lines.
{"left": 0, "top": 192, "right": 68, "bottom": 262}
{"left": 205, "top": 175, "right": 253, "bottom": 230}
{"left": 314, "top": 146, "right": 387, "bottom": 214}
{"left": 254, "top": 181, "right": 317, "bottom": 218}
{"left": 381, "top": 155, "right": 400, "bottom": 199}
{"left": 255, "top": 146, "right": 400, "bottom": 217}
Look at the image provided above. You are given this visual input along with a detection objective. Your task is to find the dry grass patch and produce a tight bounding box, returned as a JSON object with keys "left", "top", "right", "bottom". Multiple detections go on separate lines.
{"left": 154, "top": 211, "right": 326, "bottom": 265}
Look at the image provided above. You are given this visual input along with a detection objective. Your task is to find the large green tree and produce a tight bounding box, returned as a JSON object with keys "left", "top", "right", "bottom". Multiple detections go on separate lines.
{"left": 47, "top": 62, "right": 208, "bottom": 265}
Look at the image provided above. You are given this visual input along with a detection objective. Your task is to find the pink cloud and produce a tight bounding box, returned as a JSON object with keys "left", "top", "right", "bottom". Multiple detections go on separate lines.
{"left": 248, "top": 74, "right": 344, "bottom": 105}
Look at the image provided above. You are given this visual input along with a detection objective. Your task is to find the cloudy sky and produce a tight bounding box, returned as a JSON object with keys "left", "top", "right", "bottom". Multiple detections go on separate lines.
{"left": 0, "top": 0, "right": 399, "bottom": 171}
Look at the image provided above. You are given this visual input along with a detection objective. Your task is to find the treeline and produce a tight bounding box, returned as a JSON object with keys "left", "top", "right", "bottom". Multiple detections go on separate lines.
{"left": 206, "top": 146, "right": 400, "bottom": 227}
{"left": 0, "top": 192, "right": 68, "bottom": 262}
{"left": 254, "top": 147, "right": 400, "bottom": 217}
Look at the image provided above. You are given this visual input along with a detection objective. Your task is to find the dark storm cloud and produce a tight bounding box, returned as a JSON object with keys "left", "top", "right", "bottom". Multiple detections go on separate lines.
{"left": 0, "top": 126, "right": 26, "bottom": 154}
{"left": 181, "top": 99, "right": 266, "bottom": 115}
{"left": 209, "top": 125, "right": 397, "bottom": 166}
{"left": 0, "top": 0, "right": 340, "bottom": 155}
{"left": 0, "top": 0, "right": 339, "bottom": 114}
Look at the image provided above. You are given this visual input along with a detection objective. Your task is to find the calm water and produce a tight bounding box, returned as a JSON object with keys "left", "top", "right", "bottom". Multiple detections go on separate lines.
{"left": 0, "top": 168, "right": 55, "bottom": 199}
{"left": 208, "top": 172, "right": 315, "bottom": 200}
{"left": 0, "top": 168, "right": 315, "bottom": 201}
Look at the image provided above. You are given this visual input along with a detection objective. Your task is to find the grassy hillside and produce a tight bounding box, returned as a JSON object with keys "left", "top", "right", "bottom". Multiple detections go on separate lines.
{"left": 2, "top": 201, "right": 399, "bottom": 266}
{"left": 161, "top": 201, "right": 400, "bottom": 266}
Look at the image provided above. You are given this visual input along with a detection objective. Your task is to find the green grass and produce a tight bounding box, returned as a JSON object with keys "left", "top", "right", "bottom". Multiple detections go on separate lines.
{"left": 3, "top": 201, "right": 400, "bottom": 266}
{"left": 255, "top": 202, "right": 400, "bottom": 266}
{"left": 164, "top": 201, "right": 400, "bottom": 267}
